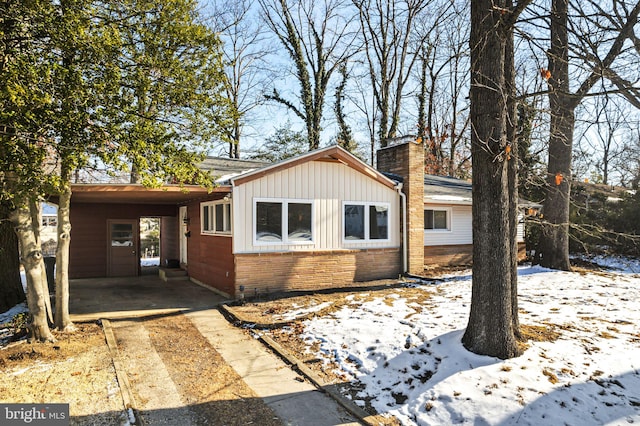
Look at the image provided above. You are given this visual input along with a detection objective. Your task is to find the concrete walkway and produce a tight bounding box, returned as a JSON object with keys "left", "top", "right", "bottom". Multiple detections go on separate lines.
{"left": 70, "top": 276, "right": 361, "bottom": 426}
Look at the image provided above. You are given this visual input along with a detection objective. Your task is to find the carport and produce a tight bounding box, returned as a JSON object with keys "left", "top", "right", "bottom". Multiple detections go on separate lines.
{"left": 59, "top": 184, "right": 227, "bottom": 279}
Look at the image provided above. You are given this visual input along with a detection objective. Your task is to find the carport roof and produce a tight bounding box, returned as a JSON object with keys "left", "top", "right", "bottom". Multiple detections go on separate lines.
{"left": 67, "top": 183, "right": 230, "bottom": 204}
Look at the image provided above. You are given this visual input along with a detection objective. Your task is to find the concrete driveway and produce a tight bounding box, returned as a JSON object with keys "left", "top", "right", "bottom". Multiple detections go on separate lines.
{"left": 69, "top": 275, "right": 228, "bottom": 322}
{"left": 67, "top": 275, "right": 362, "bottom": 426}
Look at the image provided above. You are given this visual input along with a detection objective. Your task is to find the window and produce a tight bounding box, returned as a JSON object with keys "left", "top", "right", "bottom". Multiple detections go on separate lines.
{"left": 202, "top": 200, "right": 231, "bottom": 234}
{"left": 254, "top": 199, "right": 313, "bottom": 244}
{"left": 344, "top": 202, "right": 389, "bottom": 242}
{"left": 42, "top": 216, "right": 57, "bottom": 227}
{"left": 424, "top": 208, "right": 450, "bottom": 231}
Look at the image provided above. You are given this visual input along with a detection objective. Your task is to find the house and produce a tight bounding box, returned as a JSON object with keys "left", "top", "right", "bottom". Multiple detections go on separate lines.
{"left": 62, "top": 140, "right": 530, "bottom": 298}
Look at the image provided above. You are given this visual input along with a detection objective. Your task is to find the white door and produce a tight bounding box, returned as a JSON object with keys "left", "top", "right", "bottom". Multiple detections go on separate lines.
{"left": 179, "top": 206, "right": 188, "bottom": 265}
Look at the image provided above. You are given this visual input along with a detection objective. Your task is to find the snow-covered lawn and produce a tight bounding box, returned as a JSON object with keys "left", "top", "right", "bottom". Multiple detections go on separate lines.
{"left": 290, "top": 260, "right": 640, "bottom": 425}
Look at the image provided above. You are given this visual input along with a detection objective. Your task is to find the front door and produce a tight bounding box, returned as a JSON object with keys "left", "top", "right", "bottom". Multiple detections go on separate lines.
{"left": 108, "top": 220, "right": 138, "bottom": 277}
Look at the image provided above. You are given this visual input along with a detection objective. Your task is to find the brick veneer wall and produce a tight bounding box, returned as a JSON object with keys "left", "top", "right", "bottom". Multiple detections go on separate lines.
{"left": 234, "top": 248, "right": 401, "bottom": 297}
{"left": 424, "top": 242, "right": 527, "bottom": 266}
{"left": 377, "top": 141, "right": 425, "bottom": 275}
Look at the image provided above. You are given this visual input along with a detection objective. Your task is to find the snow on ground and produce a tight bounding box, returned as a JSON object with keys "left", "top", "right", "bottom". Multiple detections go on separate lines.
{"left": 291, "top": 261, "right": 640, "bottom": 425}
{"left": 141, "top": 257, "right": 160, "bottom": 267}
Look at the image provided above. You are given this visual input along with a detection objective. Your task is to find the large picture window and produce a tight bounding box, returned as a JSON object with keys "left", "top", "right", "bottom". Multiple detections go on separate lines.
{"left": 202, "top": 200, "right": 231, "bottom": 235}
{"left": 254, "top": 199, "right": 313, "bottom": 244}
{"left": 424, "top": 208, "right": 450, "bottom": 231}
{"left": 344, "top": 202, "right": 389, "bottom": 242}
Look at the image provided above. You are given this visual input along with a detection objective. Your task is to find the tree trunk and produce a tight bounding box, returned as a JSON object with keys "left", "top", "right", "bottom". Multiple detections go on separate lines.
{"left": 0, "top": 204, "right": 25, "bottom": 312}
{"left": 55, "top": 170, "right": 74, "bottom": 331}
{"left": 540, "top": 0, "right": 572, "bottom": 271}
{"left": 10, "top": 201, "right": 55, "bottom": 342}
{"left": 462, "top": 0, "right": 520, "bottom": 359}
{"left": 505, "top": 11, "right": 521, "bottom": 338}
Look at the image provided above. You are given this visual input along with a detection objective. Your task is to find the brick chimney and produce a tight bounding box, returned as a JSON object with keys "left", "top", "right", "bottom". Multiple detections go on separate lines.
{"left": 377, "top": 140, "right": 424, "bottom": 275}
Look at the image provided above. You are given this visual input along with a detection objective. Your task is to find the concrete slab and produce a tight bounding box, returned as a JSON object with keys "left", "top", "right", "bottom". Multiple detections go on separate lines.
{"left": 69, "top": 276, "right": 362, "bottom": 425}
{"left": 187, "top": 309, "right": 361, "bottom": 426}
{"left": 69, "top": 275, "right": 228, "bottom": 322}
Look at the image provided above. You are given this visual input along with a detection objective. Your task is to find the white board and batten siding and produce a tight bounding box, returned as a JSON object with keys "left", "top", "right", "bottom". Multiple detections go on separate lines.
{"left": 232, "top": 160, "right": 400, "bottom": 254}
{"left": 423, "top": 203, "right": 526, "bottom": 246}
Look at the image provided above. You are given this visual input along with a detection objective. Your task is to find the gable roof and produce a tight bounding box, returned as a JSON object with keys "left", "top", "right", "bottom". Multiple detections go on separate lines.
{"left": 231, "top": 145, "right": 399, "bottom": 190}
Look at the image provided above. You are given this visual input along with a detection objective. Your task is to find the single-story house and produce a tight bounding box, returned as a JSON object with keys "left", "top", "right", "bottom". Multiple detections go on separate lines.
{"left": 61, "top": 140, "right": 531, "bottom": 298}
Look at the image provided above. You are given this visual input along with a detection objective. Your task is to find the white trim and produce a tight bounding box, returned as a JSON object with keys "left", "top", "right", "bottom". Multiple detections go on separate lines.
{"left": 253, "top": 197, "right": 315, "bottom": 246}
{"left": 424, "top": 207, "right": 452, "bottom": 232}
{"left": 201, "top": 200, "right": 232, "bottom": 235}
{"left": 342, "top": 201, "right": 392, "bottom": 244}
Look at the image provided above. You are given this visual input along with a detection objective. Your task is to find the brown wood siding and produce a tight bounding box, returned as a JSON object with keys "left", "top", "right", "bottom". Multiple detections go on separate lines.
{"left": 234, "top": 248, "right": 401, "bottom": 297}
{"left": 184, "top": 199, "right": 235, "bottom": 295}
{"left": 160, "top": 216, "right": 179, "bottom": 263}
{"left": 424, "top": 242, "right": 526, "bottom": 266}
{"left": 69, "top": 203, "right": 177, "bottom": 278}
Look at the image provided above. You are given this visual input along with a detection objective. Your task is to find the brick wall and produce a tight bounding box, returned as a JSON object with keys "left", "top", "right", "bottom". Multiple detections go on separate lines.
{"left": 234, "top": 248, "right": 401, "bottom": 297}
{"left": 424, "top": 242, "right": 527, "bottom": 266}
{"left": 377, "top": 141, "right": 425, "bottom": 274}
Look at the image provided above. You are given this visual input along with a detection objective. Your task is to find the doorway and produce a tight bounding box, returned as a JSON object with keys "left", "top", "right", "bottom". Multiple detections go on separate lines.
{"left": 108, "top": 220, "right": 139, "bottom": 277}
{"left": 140, "top": 217, "right": 161, "bottom": 275}
{"left": 179, "top": 206, "right": 188, "bottom": 265}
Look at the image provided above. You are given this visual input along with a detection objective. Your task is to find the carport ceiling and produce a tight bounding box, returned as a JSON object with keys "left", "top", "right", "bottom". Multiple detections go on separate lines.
{"left": 67, "top": 184, "right": 230, "bottom": 204}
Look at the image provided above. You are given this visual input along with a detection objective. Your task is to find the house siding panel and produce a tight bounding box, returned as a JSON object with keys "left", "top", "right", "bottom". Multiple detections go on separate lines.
{"left": 184, "top": 199, "right": 235, "bottom": 296}
{"left": 160, "top": 216, "right": 179, "bottom": 262}
{"left": 234, "top": 248, "right": 401, "bottom": 296}
{"left": 233, "top": 160, "right": 400, "bottom": 254}
{"left": 423, "top": 204, "right": 473, "bottom": 246}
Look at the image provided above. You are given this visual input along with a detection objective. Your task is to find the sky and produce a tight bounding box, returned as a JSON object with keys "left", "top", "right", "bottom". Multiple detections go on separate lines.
{"left": 265, "top": 255, "right": 640, "bottom": 425}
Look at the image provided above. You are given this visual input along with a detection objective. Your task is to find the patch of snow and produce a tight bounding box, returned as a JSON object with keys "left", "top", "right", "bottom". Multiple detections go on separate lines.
{"left": 288, "top": 262, "right": 640, "bottom": 425}
{"left": 576, "top": 253, "right": 640, "bottom": 274}
{"left": 0, "top": 302, "right": 28, "bottom": 324}
{"left": 141, "top": 257, "right": 160, "bottom": 267}
{"left": 427, "top": 195, "right": 471, "bottom": 202}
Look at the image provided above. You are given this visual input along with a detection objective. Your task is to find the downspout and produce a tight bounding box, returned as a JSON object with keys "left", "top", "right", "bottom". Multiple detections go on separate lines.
{"left": 395, "top": 182, "right": 407, "bottom": 275}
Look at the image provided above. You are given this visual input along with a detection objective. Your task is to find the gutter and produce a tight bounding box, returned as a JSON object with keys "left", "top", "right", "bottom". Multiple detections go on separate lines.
{"left": 395, "top": 183, "right": 407, "bottom": 274}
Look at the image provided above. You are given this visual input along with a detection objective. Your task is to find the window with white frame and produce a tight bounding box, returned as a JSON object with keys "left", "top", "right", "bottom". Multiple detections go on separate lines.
{"left": 201, "top": 200, "right": 231, "bottom": 234}
{"left": 343, "top": 202, "right": 389, "bottom": 242}
{"left": 424, "top": 208, "right": 450, "bottom": 231}
{"left": 254, "top": 199, "right": 313, "bottom": 244}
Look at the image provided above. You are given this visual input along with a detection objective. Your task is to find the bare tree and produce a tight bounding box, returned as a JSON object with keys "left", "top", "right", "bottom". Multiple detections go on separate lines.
{"left": 259, "top": 0, "right": 358, "bottom": 150}
{"left": 415, "top": 1, "right": 470, "bottom": 177}
{"left": 353, "top": 0, "right": 441, "bottom": 147}
{"left": 213, "top": 0, "right": 274, "bottom": 158}
{"left": 575, "top": 96, "right": 630, "bottom": 185}
{"left": 539, "top": 0, "right": 640, "bottom": 270}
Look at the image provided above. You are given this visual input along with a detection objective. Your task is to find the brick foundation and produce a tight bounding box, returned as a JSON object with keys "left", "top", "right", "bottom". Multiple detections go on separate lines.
{"left": 234, "top": 248, "right": 401, "bottom": 297}
{"left": 424, "top": 242, "right": 527, "bottom": 266}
